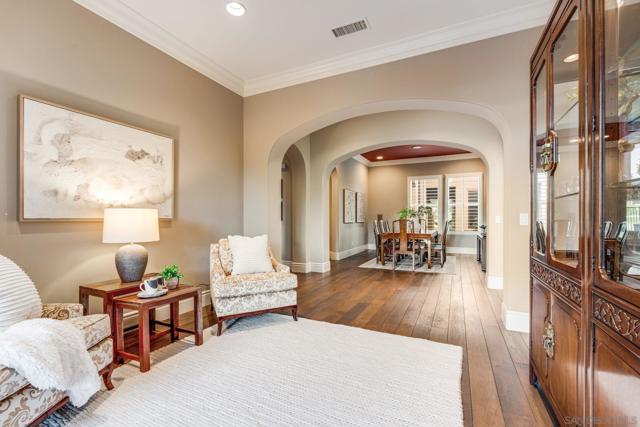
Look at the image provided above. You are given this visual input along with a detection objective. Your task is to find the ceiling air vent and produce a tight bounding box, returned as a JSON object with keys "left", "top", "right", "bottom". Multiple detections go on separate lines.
{"left": 331, "top": 19, "right": 369, "bottom": 38}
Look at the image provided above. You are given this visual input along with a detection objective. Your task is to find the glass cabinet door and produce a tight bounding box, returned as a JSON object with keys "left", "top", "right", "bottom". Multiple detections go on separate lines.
{"left": 550, "top": 10, "right": 581, "bottom": 270}
{"left": 600, "top": 0, "right": 640, "bottom": 290}
{"left": 533, "top": 64, "right": 548, "bottom": 257}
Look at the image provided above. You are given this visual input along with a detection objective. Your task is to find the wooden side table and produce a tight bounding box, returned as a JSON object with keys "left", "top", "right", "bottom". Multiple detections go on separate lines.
{"left": 79, "top": 274, "right": 159, "bottom": 360}
{"left": 113, "top": 285, "right": 203, "bottom": 372}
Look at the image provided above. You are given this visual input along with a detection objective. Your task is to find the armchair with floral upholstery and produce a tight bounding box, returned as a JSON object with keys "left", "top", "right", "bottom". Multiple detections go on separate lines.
{"left": 209, "top": 238, "right": 298, "bottom": 335}
{"left": 0, "top": 256, "right": 114, "bottom": 427}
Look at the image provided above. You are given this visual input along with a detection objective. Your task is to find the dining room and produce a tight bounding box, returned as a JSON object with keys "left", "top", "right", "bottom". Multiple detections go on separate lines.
{"left": 328, "top": 144, "right": 487, "bottom": 274}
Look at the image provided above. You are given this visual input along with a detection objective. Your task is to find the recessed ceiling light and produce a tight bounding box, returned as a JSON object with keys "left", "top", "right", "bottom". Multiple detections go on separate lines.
{"left": 412, "top": 146, "right": 422, "bottom": 149}
{"left": 563, "top": 53, "right": 579, "bottom": 63}
{"left": 376, "top": 156, "right": 384, "bottom": 160}
{"left": 226, "top": 2, "right": 246, "bottom": 16}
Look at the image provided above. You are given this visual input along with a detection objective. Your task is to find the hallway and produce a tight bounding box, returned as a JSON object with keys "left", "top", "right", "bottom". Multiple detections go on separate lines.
{"left": 296, "top": 253, "right": 553, "bottom": 427}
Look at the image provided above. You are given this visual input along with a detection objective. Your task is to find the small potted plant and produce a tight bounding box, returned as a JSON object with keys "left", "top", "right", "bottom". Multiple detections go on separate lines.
{"left": 161, "top": 264, "right": 184, "bottom": 289}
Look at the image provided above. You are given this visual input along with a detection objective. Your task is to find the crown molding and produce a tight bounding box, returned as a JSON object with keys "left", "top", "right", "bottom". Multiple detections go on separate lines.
{"left": 357, "top": 153, "right": 480, "bottom": 168}
{"left": 74, "top": 0, "right": 552, "bottom": 97}
{"left": 243, "top": 0, "right": 553, "bottom": 96}
{"left": 73, "top": 0, "right": 245, "bottom": 95}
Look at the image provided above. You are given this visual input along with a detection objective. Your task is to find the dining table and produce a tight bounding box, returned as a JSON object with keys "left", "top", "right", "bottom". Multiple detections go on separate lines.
{"left": 379, "top": 231, "right": 438, "bottom": 269}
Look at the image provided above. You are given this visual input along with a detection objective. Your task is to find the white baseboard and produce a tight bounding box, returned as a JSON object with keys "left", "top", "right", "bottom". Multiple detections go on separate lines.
{"left": 501, "top": 302, "right": 530, "bottom": 333}
{"left": 310, "top": 261, "right": 331, "bottom": 273}
{"left": 330, "top": 244, "right": 370, "bottom": 260}
{"left": 446, "top": 246, "right": 476, "bottom": 255}
{"left": 123, "top": 288, "right": 212, "bottom": 327}
{"left": 487, "top": 275, "right": 503, "bottom": 290}
{"left": 367, "top": 243, "right": 376, "bottom": 250}
{"left": 283, "top": 260, "right": 324, "bottom": 273}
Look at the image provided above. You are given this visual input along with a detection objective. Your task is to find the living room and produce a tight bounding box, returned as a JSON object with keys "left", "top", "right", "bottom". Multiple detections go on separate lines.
{"left": 1, "top": 0, "right": 639, "bottom": 426}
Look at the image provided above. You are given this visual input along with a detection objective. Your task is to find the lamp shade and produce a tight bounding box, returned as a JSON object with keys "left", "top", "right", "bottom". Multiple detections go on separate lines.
{"left": 102, "top": 208, "right": 159, "bottom": 244}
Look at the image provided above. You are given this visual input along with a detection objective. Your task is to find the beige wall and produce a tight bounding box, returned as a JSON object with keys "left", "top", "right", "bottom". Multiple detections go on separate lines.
{"left": 368, "top": 158, "right": 486, "bottom": 250}
{"left": 0, "top": 0, "right": 243, "bottom": 304}
{"left": 244, "top": 28, "right": 540, "bottom": 313}
{"left": 330, "top": 158, "right": 368, "bottom": 257}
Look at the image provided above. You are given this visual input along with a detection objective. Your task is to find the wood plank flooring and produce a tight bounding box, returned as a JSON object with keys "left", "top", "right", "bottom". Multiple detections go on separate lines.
{"left": 129, "top": 252, "right": 553, "bottom": 427}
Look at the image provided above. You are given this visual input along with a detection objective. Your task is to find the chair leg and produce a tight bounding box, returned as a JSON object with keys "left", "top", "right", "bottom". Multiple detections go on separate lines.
{"left": 102, "top": 364, "right": 114, "bottom": 390}
{"left": 292, "top": 306, "right": 298, "bottom": 321}
{"left": 216, "top": 320, "right": 223, "bottom": 336}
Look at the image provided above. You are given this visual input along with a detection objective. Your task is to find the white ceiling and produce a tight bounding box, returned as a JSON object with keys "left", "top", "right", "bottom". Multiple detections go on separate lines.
{"left": 74, "top": 0, "right": 554, "bottom": 96}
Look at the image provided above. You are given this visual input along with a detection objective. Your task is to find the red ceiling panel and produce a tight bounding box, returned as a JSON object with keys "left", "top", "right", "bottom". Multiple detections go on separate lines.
{"left": 361, "top": 144, "right": 469, "bottom": 162}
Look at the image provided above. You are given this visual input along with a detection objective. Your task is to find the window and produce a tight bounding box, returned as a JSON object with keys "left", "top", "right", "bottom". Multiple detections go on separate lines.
{"left": 446, "top": 173, "right": 482, "bottom": 233}
{"left": 407, "top": 175, "right": 441, "bottom": 229}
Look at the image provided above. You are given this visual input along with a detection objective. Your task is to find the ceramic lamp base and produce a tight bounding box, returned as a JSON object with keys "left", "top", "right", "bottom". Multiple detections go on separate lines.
{"left": 115, "top": 243, "right": 148, "bottom": 282}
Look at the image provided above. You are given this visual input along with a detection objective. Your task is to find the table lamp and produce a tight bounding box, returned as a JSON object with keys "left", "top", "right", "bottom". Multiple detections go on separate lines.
{"left": 102, "top": 208, "right": 159, "bottom": 283}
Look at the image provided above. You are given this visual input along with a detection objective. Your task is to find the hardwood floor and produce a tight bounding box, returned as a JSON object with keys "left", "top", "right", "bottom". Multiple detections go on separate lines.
{"left": 127, "top": 252, "right": 553, "bottom": 427}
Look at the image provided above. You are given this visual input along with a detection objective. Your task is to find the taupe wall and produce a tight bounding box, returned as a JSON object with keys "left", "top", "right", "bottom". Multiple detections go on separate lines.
{"left": 367, "top": 158, "right": 486, "bottom": 250}
{"left": 0, "top": 0, "right": 243, "bottom": 304}
{"left": 330, "top": 159, "right": 368, "bottom": 257}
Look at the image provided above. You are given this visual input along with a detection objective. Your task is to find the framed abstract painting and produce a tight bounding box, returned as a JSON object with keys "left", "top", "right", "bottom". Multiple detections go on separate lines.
{"left": 356, "top": 192, "right": 365, "bottom": 223}
{"left": 19, "top": 95, "right": 174, "bottom": 221}
{"left": 343, "top": 189, "right": 355, "bottom": 224}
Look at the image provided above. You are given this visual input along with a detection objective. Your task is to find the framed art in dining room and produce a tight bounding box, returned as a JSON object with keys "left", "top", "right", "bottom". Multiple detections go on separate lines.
{"left": 356, "top": 192, "right": 365, "bottom": 223}
{"left": 18, "top": 95, "right": 174, "bottom": 221}
{"left": 343, "top": 189, "right": 355, "bottom": 224}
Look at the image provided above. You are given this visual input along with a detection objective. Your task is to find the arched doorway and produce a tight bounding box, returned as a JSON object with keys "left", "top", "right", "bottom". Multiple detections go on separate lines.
{"left": 267, "top": 108, "right": 504, "bottom": 286}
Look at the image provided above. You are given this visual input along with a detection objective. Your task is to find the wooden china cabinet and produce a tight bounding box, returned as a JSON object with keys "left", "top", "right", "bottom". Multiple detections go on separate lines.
{"left": 530, "top": 0, "right": 640, "bottom": 425}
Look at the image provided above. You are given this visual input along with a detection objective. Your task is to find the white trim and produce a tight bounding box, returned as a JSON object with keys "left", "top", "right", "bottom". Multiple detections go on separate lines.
{"left": 352, "top": 155, "right": 371, "bottom": 167}
{"left": 446, "top": 246, "right": 476, "bottom": 255}
{"left": 310, "top": 261, "right": 331, "bottom": 273}
{"left": 501, "top": 302, "right": 530, "bottom": 333}
{"left": 72, "top": 0, "right": 244, "bottom": 95}
{"left": 367, "top": 243, "right": 376, "bottom": 250}
{"left": 487, "top": 275, "right": 504, "bottom": 290}
{"left": 330, "top": 244, "right": 370, "bottom": 260}
{"left": 73, "top": 0, "right": 553, "bottom": 97}
{"left": 243, "top": 1, "right": 553, "bottom": 95}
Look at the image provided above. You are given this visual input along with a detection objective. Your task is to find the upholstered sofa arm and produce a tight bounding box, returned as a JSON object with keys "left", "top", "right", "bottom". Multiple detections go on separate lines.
{"left": 42, "top": 303, "right": 84, "bottom": 320}
{"left": 210, "top": 244, "right": 227, "bottom": 284}
{"left": 275, "top": 263, "right": 290, "bottom": 273}
{"left": 268, "top": 249, "right": 290, "bottom": 273}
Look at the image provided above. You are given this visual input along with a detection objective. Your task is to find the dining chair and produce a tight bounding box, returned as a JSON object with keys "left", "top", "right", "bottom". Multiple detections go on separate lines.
{"left": 603, "top": 220, "right": 613, "bottom": 239}
{"left": 431, "top": 221, "right": 449, "bottom": 267}
{"left": 373, "top": 220, "right": 394, "bottom": 264}
{"left": 392, "top": 219, "right": 424, "bottom": 271}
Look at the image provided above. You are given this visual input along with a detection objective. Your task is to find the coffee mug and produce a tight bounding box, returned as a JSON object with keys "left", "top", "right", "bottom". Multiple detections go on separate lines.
{"left": 140, "top": 276, "right": 164, "bottom": 296}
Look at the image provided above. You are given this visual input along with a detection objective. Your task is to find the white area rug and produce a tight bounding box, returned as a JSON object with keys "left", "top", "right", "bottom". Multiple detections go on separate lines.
{"left": 359, "top": 255, "right": 457, "bottom": 274}
{"left": 45, "top": 315, "right": 463, "bottom": 427}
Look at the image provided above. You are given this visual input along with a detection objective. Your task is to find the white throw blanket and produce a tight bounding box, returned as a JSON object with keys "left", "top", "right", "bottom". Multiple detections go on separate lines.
{"left": 0, "top": 318, "right": 101, "bottom": 406}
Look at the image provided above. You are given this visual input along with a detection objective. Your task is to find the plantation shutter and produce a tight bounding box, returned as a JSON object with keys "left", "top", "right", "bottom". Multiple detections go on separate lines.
{"left": 447, "top": 174, "right": 482, "bottom": 232}
{"left": 408, "top": 176, "right": 440, "bottom": 229}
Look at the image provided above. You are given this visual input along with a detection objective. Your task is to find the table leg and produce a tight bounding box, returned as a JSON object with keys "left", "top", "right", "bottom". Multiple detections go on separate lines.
{"left": 115, "top": 305, "right": 124, "bottom": 363}
{"left": 79, "top": 289, "right": 89, "bottom": 315}
{"left": 138, "top": 308, "right": 151, "bottom": 372}
{"left": 428, "top": 239, "right": 433, "bottom": 269}
{"left": 194, "top": 291, "right": 203, "bottom": 346}
{"left": 380, "top": 238, "right": 386, "bottom": 265}
{"left": 170, "top": 302, "right": 179, "bottom": 342}
{"left": 149, "top": 308, "right": 156, "bottom": 334}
